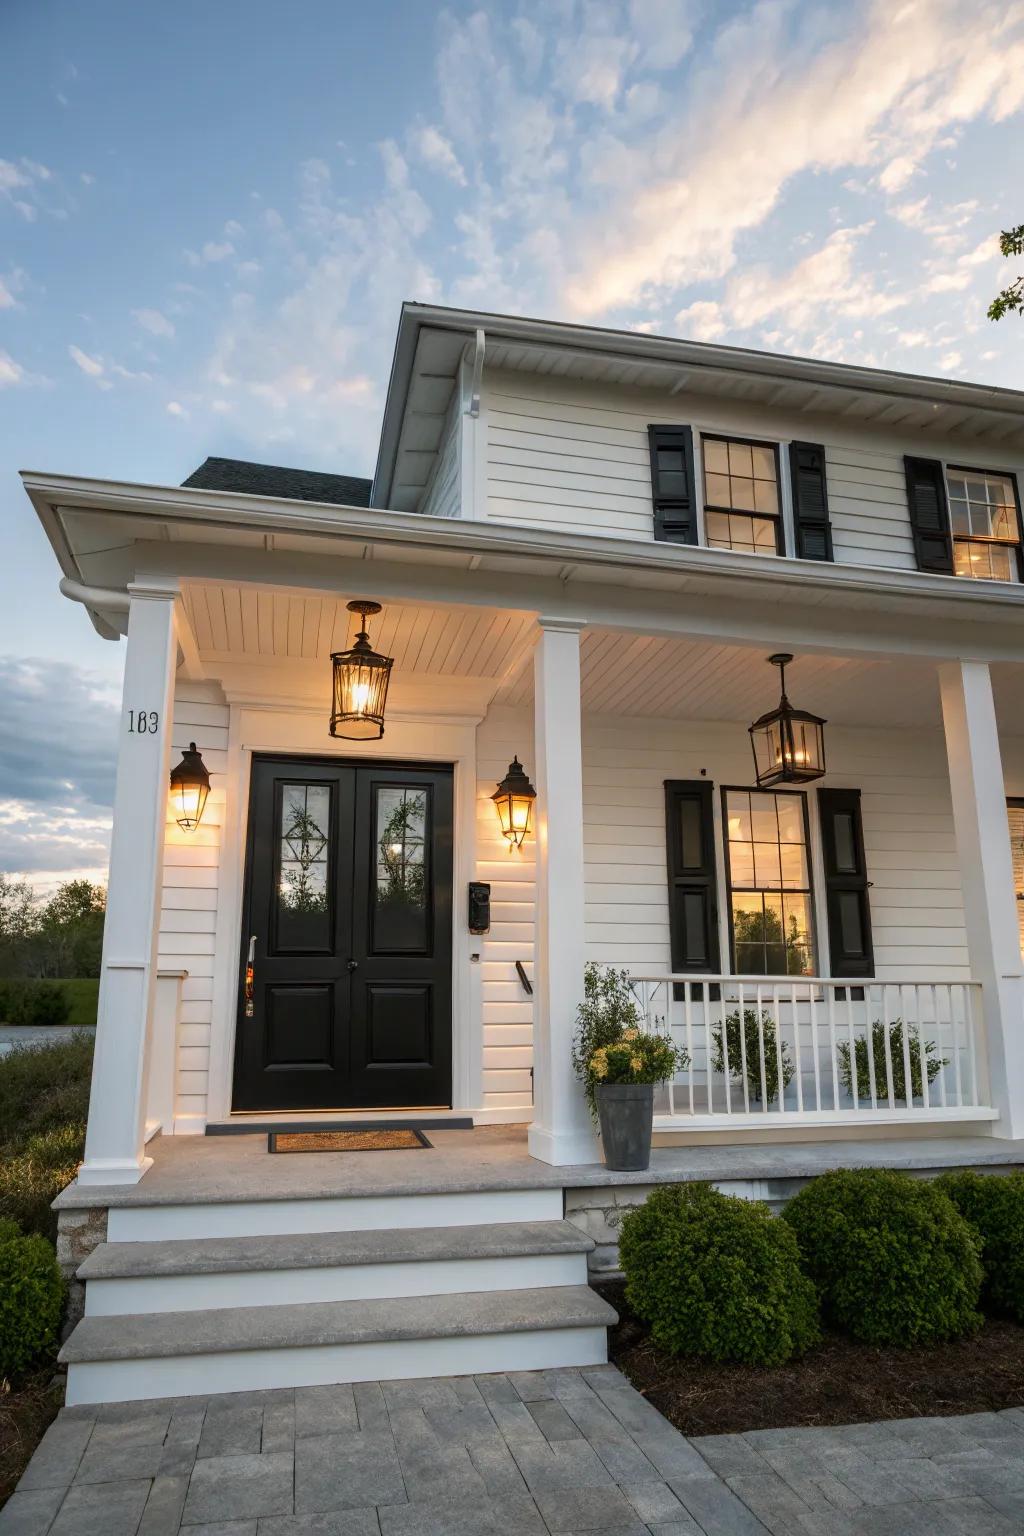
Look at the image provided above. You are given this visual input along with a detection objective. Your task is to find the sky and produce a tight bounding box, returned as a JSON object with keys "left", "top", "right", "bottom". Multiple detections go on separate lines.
{"left": 1, "top": 0, "right": 1023, "bottom": 892}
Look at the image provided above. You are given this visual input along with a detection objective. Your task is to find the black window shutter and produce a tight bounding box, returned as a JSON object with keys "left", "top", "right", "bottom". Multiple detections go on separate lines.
{"left": 664, "top": 780, "right": 720, "bottom": 977}
{"left": 817, "top": 788, "right": 874, "bottom": 978}
{"left": 648, "top": 426, "right": 698, "bottom": 545}
{"left": 904, "top": 456, "right": 954, "bottom": 574}
{"left": 789, "top": 441, "right": 833, "bottom": 561}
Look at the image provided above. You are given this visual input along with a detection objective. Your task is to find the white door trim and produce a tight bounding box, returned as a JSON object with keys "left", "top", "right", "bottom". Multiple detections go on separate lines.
{"left": 203, "top": 702, "right": 480, "bottom": 1129}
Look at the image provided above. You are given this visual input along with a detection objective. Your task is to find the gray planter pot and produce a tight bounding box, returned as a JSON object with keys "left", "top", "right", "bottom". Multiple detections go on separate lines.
{"left": 596, "top": 1082, "right": 654, "bottom": 1172}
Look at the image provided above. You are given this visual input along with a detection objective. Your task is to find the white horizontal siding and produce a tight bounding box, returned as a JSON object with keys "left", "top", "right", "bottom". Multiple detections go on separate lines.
{"left": 420, "top": 389, "right": 461, "bottom": 520}
{"left": 158, "top": 680, "right": 230, "bottom": 1125}
{"left": 476, "top": 704, "right": 535, "bottom": 1110}
{"left": 483, "top": 367, "right": 1024, "bottom": 575}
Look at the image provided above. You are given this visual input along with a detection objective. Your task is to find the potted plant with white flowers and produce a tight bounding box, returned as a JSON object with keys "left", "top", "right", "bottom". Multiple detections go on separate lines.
{"left": 571, "top": 963, "right": 686, "bottom": 1171}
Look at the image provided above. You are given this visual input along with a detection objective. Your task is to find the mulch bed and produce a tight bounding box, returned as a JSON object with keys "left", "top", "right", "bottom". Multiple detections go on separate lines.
{"left": 0, "top": 1372, "right": 62, "bottom": 1505}
{"left": 595, "top": 1278, "right": 1024, "bottom": 1437}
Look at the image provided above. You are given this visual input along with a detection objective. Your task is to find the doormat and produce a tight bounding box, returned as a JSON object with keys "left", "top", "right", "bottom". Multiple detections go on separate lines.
{"left": 268, "top": 1128, "right": 432, "bottom": 1154}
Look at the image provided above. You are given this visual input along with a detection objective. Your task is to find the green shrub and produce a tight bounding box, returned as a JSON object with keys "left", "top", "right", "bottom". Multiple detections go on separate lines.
{"left": 783, "top": 1168, "right": 982, "bottom": 1346}
{"left": 618, "top": 1183, "right": 820, "bottom": 1367}
{"left": 0, "top": 1033, "right": 93, "bottom": 1150}
{"left": 0, "top": 1125, "right": 86, "bottom": 1240}
{"left": 711, "top": 1009, "right": 794, "bottom": 1104}
{"left": 837, "top": 1021, "right": 947, "bottom": 1103}
{"left": 935, "top": 1170, "right": 1024, "bottom": 1322}
{"left": 0, "top": 980, "right": 71, "bottom": 1028}
{"left": 0, "top": 1219, "right": 64, "bottom": 1382}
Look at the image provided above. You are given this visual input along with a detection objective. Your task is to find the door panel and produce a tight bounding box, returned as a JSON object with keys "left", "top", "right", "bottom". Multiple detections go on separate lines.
{"left": 233, "top": 757, "right": 453, "bottom": 1111}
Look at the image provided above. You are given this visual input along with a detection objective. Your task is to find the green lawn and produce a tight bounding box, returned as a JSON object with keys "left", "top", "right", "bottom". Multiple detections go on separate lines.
{"left": 52, "top": 979, "right": 99, "bottom": 1028}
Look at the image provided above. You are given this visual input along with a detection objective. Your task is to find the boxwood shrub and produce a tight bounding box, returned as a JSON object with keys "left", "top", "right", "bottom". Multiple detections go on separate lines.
{"left": 0, "top": 1218, "right": 64, "bottom": 1382}
{"left": 618, "top": 1182, "right": 820, "bottom": 1367}
{"left": 783, "top": 1168, "right": 982, "bottom": 1346}
{"left": 935, "top": 1170, "right": 1024, "bottom": 1323}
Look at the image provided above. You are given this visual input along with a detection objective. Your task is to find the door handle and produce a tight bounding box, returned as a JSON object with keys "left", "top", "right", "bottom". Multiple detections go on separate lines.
{"left": 245, "top": 936, "right": 257, "bottom": 1017}
{"left": 347, "top": 959, "right": 359, "bottom": 972}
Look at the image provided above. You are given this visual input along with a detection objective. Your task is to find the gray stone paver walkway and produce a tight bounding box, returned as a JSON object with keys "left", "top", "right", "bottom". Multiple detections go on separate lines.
{"left": 4, "top": 1368, "right": 1024, "bottom": 1535}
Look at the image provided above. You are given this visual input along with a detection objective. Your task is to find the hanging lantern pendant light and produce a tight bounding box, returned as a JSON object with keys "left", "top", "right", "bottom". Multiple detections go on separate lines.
{"left": 330, "top": 600, "right": 394, "bottom": 740}
{"left": 748, "top": 653, "right": 827, "bottom": 788}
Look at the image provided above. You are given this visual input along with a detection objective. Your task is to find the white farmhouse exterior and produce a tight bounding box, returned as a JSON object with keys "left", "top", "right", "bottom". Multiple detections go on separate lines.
{"left": 23, "top": 304, "right": 1024, "bottom": 1401}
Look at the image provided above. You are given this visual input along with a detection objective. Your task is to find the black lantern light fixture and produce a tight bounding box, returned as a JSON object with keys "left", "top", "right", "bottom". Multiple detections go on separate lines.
{"left": 329, "top": 600, "right": 394, "bottom": 740}
{"left": 492, "top": 756, "right": 537, "bottom": 849}
{"left": 169, "top": 742, "right": 211, "bottom": 832}
{"left": 748, "top": 653, "right": 827, "bottom": 788}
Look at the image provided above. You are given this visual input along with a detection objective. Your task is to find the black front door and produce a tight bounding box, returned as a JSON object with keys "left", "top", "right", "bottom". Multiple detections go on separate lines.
{"left": 232, "top": 756, "right": 453, "bottom": 1111}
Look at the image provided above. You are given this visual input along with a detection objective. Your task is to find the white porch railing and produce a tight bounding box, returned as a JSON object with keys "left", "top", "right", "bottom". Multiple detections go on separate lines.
{"left": 631, "top": 975, "right": 993, "bottom": 1129}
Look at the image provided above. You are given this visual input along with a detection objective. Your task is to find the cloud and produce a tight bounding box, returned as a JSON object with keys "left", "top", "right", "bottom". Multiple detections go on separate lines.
{"left": 133, "top": 307, "right": 175, "bottom": 337}
{"left": 878, "top": 155, "right": 917, "bottom": 192}
{"left": 166, "top": 400, "right": 187, "bottom": 417}
{"left": 184, "top": 239, "right": 236, "bottom": 267}
{"left": 409, "top": 124, "right": 467, "bottom": 186}
{"left": 674, "top": 299, "right": 726, "bottom": 341}
{"left": 0, "top": 351, "right": 24, "bottom": 388}
{"left": 68, "top": 343, "right": 104, "bottom": 377}
{"left": 0, "top": 657, "right": 118, "bottom": 878}
{"left": 0, "top": 276, "right": 16, "bottom": 310}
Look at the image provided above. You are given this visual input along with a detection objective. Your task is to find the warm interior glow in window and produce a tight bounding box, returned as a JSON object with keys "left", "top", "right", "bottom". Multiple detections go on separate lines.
{"left": 703, "top": 438, "right": 780, "bottom": 556}
{"left": 947, "top": 469, "right": 1020, "bottom": 584}
{"left": 725, "top": 788, "right": 815, "bottom": 975}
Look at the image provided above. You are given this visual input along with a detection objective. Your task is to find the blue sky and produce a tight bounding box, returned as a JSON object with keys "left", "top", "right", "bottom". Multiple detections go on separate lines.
{"left": 2, "top": 0, "right": 1023, "bottom": 887}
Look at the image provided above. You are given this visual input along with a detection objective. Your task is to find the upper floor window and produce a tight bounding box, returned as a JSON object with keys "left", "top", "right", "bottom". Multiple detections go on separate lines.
{"left": 702, "top": 436, "right": 783, "bottom": 557}
{"left": 947, "top": 468, "right": 1021, "bottom": 583}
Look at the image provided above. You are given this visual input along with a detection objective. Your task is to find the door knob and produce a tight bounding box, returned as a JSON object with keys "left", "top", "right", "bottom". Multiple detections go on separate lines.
{"left": 347, "top": 959, "right": 359, "bottom": 972}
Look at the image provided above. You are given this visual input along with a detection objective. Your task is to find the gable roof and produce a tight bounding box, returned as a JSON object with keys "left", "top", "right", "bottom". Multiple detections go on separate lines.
{"left": 183, "top": 456, "right": 372, "bottom": 507}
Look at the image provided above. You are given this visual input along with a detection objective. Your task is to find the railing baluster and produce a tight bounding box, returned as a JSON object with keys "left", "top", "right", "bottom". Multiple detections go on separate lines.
{"left": 950, "top": 981, "right": 964, "bottom": 1108}
{"left": 774, "top": 983, "right": 786, "bottom": 1115}
{"left": 933, "top": 983, "right": 947, "bottom": 1109}
{"left": 865, "top": 983, "right": 878, "bottom": 1111}
{"left": 916, "top": 984, "right": 930, "bottom": 1111}
{"left": 756, "top": 985, "right": 768, "bottom": 1108}
{"left": 880, "top": 983, "right": 895, "bottom": 1111}
{"left": 791, "top": 981, "right": 803, "bottom": 1113}
{"left": 827, "top": 983, "right": 839, "bottom": 1110}
{"left": 737, "top": 981, "right": 749, "bottom": 1114}
{"left": 684, "top": 983, "right": 695, "bottom": 1116}
{"left": 846, "top": 984, "right": 859, "bottom": 1109}
{"left": 899, "top": 987, "right": 914, "bottom": 1110}
{"left": 810, "top": 983, "right": 821, "bottom": 1112}
{"left": 704, "top": 985, "right": 714, "bottom": 1116}
{"left": 966, "top": 984, "right": 979, "bottom": 1108}
{"left": 721, "top": 982, "right": 731, "bottom": 1116}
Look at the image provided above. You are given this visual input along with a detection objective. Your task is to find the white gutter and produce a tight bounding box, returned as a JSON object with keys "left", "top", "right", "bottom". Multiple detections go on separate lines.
{"left": 58, "top": 576, "right": 130, "bottom": 639}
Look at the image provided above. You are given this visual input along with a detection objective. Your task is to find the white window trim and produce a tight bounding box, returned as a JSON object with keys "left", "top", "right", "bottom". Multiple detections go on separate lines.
{"left": 693, "top": 426, "right": 793, "bottom": 560}
{"left": 942, "top": 459, "right": 1022, "bottom": 585}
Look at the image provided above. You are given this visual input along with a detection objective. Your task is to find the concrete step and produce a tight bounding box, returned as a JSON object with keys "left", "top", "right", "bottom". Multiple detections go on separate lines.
{"left": 80, "top": 1221, "right": 595, "bottom": 1314}
{"left": 61, "top": 1285, "right": 617, "bottom": 1405}
{"left": 106, "top": 1184, "right": 564, "bottom": 1242}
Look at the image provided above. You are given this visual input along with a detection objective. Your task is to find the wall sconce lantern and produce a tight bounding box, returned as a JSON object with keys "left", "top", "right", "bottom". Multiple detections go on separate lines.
{"left": 492, "top": 756, "right": 537, "bottom": 849}
{"left": 169, "top": 742, "right": 211, "bottom": 832}
{"left": 748, "top": 653, "right": 827, "bottom": 788}
{"left": 330, "top": 600, "right": 394, "bottom": 740}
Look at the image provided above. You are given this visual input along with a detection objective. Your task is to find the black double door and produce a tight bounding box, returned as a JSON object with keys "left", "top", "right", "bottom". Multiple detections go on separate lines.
{"left": 233, "top": 757, "right": 453, "bottom": 1111}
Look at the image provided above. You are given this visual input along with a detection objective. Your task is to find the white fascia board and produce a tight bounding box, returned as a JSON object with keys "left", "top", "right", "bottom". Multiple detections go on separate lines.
{"left": 371, "top": 303, "right": 1024, "bottom": 507}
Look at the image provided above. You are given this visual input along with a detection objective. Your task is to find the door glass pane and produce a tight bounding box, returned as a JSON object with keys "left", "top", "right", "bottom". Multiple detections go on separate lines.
{"left": 277, "top": 783, "right": 331, "bottom": 949}
{"left": 374, "top": 786, "right": 429, "bottom": 951}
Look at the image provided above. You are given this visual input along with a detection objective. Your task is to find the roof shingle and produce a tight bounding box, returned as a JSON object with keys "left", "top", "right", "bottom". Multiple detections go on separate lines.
{"left": 182, "top": 456, "right": 372, "bottom": 506}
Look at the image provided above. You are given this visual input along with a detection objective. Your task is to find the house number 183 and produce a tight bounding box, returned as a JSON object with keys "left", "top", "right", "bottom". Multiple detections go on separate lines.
{"left": 127, "top": 710, "right": 160, "bottom": 734}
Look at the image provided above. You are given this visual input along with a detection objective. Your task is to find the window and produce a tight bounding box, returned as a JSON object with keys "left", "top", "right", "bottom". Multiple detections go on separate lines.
{"left": 946, "top": 468, "right": 1022, "bottom": 583}
{"left": 723, "top": 788, "right": 815, "bottom": 975}
{"left": 703, "top": 437, "right": 782, "bottom": 556}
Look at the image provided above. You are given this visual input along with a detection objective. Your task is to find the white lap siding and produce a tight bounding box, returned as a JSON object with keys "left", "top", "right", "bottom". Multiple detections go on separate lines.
{"left": 158, "top": 680, "right": 229, "bottom": 1131}
{"left": 581, "top": 714, "right": 970, "bottom": 984}
{"left": 482, "top": 368, "right": 1022, "bottom": 571}
{"left": 476, "top": 705, "right": 536, "bottom": 1117}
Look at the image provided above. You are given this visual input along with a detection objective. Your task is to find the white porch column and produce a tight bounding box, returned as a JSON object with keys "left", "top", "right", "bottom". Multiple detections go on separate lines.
{"left": 528, "top": 619, "right": 598, "bottom": 1165}
{"left": 79, "top": 584, "right": 178, "bottom": 1185}
{"left": 939, "top": 659, "right": 1024, "bottom": 1139}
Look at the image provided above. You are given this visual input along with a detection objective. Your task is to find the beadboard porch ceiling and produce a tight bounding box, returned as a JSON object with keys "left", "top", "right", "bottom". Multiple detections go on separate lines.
{"left": 180, "top": 582, "right": 1024, "bottom": 731}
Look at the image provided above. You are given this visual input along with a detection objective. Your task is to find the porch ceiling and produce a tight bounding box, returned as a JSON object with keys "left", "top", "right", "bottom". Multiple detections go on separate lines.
{"left": 496, "top": 633, "right": 1024, "bottom": 731}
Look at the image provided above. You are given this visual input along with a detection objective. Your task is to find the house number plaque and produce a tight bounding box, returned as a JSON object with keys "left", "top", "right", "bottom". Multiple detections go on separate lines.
{"left": 127, "top": 710, "right": 160, "bottom": 734}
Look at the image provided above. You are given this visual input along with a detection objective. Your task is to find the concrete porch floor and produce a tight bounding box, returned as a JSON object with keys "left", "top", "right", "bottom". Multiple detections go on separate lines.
{"left": 8, "top": 1367, "right": 1024, "bottom": 1535}
{"left": 54, "top": 1125, "right": 1024, "bottom": 1211}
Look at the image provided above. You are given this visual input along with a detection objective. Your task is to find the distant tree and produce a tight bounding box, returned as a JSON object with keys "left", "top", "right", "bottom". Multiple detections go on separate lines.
{"left": 0, "top": 875, "right": 36, "bottom": 977}
{"left": 34, "top": 882, "right": 106, "bottom": 979}
{"left": 988, "top": 225, "right": 1024, "bottom": 320}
